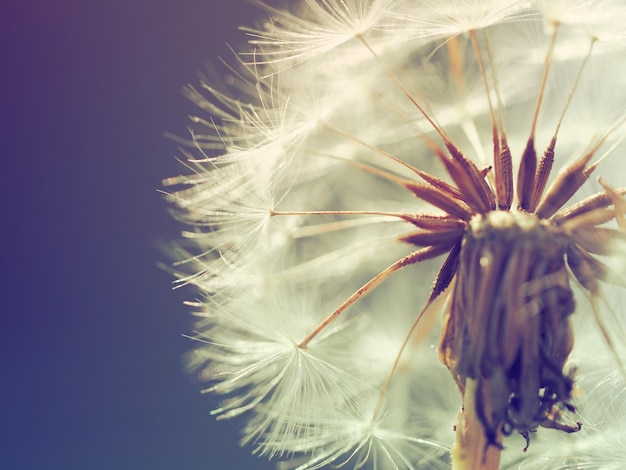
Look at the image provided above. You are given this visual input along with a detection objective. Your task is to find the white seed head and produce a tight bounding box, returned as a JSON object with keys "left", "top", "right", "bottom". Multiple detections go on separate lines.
{"left": 166, "top": 1, "right": 626, "bottom": 468}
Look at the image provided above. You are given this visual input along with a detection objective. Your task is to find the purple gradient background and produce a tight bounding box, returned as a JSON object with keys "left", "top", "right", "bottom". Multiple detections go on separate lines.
{"left": 1, "top": 1, "right": 277, "bottom": 468}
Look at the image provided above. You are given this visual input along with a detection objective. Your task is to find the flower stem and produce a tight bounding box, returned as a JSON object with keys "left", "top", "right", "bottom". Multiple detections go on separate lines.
{"left": 452, "top": 378, "right": 502, "bottom": 470}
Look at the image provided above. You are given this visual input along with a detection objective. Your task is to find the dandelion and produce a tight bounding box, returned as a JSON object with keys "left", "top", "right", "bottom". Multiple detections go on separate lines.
{"left": 165, "top": 1, "right": 626, "bottom": 468}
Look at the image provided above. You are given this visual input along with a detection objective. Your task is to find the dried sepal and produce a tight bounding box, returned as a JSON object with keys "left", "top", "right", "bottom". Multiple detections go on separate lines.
{"left": 440, "top": 211, "right": 579, "bottom": 453}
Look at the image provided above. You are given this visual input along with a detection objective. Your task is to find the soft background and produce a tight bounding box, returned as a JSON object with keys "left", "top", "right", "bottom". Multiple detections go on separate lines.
{"left": 1, "top": 1, "right": 276, "bottom": 468}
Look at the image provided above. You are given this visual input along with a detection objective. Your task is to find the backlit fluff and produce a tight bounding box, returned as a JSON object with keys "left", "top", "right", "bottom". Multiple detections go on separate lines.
{"left": 165, "top": 1, "right": 626, "bottom": 468}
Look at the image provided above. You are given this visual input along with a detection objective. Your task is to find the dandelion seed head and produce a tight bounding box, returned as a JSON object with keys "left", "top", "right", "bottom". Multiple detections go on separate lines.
{"left": 167, "top": 0, "right": 626, "bottom": 468}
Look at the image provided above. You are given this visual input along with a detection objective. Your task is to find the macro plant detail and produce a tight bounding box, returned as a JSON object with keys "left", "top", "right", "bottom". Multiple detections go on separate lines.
{"left": 165, "top": 1, "right": 626, "bottom": 469}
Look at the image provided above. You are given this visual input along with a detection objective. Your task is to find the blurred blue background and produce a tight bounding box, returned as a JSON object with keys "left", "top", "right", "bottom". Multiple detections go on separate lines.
{"left": 0, "top": 1, "right": 277, "bottom": 468}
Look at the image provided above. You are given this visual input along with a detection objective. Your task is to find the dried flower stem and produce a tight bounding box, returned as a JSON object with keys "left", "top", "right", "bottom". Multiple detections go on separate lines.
{"left": 452, "top": 379, "right": 502, "bottom": 470}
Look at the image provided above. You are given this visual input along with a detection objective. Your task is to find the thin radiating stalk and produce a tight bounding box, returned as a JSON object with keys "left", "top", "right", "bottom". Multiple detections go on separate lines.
{"left": 298, "top": 245, "right": 450, "bottom": 348}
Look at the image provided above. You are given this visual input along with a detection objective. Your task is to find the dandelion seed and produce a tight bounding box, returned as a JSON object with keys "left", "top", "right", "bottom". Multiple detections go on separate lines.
{"left": 166, "top": 1, "right": 626, "bottom": 468}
